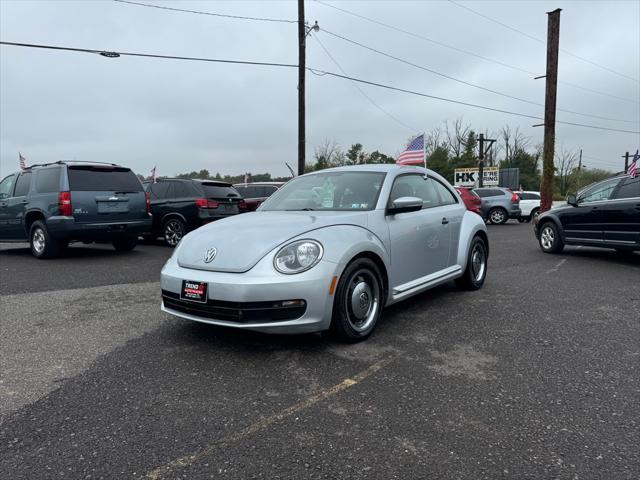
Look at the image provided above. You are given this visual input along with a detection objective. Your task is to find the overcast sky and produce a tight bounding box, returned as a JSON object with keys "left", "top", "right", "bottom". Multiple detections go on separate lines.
{"left": 1, "top": 0, "right": 639, "bottom": 178}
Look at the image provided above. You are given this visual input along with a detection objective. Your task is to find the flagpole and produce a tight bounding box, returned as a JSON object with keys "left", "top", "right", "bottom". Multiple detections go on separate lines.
{"left": 423, "top": 131, "right": 427, "bottom": 170}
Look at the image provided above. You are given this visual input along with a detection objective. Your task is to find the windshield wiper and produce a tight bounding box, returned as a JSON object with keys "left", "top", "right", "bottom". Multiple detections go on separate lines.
{"left": 284, "top": 208, "right": 316, "bottom": 211}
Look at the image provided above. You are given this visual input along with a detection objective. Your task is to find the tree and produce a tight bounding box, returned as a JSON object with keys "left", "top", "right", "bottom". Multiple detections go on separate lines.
{"left": 555, "top": 147, "right": 578, "bottom": 196}
{"left": 345, "top": 143, "right": 367, "bottom": 165}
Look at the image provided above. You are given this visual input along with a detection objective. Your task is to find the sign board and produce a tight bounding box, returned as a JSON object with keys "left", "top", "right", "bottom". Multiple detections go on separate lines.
{"left": 454, "top": 167, "right": 499, "bottom": 187}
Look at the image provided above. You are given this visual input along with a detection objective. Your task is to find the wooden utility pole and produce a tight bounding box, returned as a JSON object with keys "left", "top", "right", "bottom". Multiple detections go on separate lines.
{"left": 540, "top": 8, "right": 561, "bottom": 212}
{"left": 623, "top": 151, "right": 629, "bottom": 171}
{"left": 297, "top": 0, "right": 306, "bottom": 176}
{"left": 478, "top": 133, "right": 485, "bottom": 187}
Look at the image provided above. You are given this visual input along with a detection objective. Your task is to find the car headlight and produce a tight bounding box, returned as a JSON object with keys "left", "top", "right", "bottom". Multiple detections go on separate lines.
{"left": 274, "top": 240, "right": 323, "bottom": 274}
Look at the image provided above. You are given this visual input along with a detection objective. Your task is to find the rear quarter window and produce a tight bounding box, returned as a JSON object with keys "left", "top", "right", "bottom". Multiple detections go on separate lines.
{"left": 67, "top": 167, "right": 143, "bottom": 192}
{"left": 613, "top": 176, "right": 640, "bottom": 199}
{"left": 35, "top": 168, "right": 61, "bottom": 193}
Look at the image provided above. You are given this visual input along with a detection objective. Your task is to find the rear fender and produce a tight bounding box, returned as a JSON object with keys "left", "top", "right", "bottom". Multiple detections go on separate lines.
{"left": 456, "top": 211, "right": 489, "bottom": 271}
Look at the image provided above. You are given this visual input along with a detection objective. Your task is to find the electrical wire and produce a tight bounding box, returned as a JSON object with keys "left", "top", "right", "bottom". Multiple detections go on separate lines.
{"left": 113, "top": 0, "right": 297, "bottom": 23}
{"left": 322, "top": 29, "right": 639, "bottom": 124}
{"left": 2, "top": 40, "right": 639, "bottom": 135}
{"left": 312, "top": 35, "right": 417, "bottom": 132}
{"left": 313, "top": 0, "right": 639, "bottom": 105}
{"left": 448, "top": 0, "right": 640, "bottom": 84}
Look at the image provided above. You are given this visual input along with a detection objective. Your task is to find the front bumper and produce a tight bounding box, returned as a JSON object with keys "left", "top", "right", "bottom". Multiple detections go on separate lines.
{"left": 160, "top": 256, "right": 340, "bottom": 334}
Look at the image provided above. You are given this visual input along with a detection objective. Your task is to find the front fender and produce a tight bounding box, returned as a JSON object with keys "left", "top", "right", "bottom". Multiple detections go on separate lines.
{"left": 456, "top": 211, "right": 489, "bottom": 270}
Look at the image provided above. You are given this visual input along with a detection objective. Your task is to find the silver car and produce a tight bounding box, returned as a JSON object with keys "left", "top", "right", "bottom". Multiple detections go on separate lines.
{"left": 160, "top": 165, "right": 488, "bottom": 342}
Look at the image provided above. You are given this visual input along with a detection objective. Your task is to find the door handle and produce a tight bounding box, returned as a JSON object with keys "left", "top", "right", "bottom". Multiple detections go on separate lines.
{"left": 442, "top": 217, "right": 449, "bottom": 225}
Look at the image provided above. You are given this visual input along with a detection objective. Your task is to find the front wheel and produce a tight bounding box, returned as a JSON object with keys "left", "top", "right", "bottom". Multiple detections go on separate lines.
{"left": 112, "top": 236, "right": 138, "bottom": 252}
{"left": 330, "top": 258, "right": 384, "bottom": 343}
{"left": 538, "top": 222, "right": 564, "bottom": 253}
{"left": 455, "top": 235, "right": 488, "bottom": 290}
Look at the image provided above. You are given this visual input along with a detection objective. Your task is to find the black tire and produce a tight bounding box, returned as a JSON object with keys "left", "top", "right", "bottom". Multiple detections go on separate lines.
{"left": 528, "top": 208, "right": 539, "bottom": 223}
{"left": 29, "top": 220, "right": 62, "bottom": 259}
{"left": 163, "top": 218, "right": 186, "bottom": 247}
{"left": 538, "top": 221, "right": 564, "bottom": 254}
{"left": 455, "top": 235, "right": 488, "bottom": 291}
{"left": 488, "top": 207, "right": 508, "bottom": 225}
{"left": 517, "top": 217, "right": 526, "bottom": 223}
{"left": 112, "top": 236, "right": 138, "bottom": 252}
{"left": 330, "top": 258, "right": 384, "bottom": 343}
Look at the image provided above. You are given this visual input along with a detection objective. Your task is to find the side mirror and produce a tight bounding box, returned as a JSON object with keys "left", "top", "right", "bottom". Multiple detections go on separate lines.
{"left": 387, "top": 196, "right": 423, "bottom": 215}
{"left": 566, "top": 194, "right": 578, "bottom": 207}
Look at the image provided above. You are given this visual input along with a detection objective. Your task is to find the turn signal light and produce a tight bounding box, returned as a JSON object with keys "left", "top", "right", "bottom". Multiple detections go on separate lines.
{"left": 58, "top": 191, "right": 72, "bottom": 216}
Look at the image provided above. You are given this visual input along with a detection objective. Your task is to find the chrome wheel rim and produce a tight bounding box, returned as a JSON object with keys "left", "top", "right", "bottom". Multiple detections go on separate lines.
{"left": 164, "top": 220, "right": 183, "bottom": 247}
{"left": 345, "top": 269, "right": 380, "bottom": 333}
{"left": 470, "top": 243, "right": 486, "bottom": 282}
{"left": 490, "top": 210, "right": 505, "bottom": 223}
{"left": 32, "top": 228, "right": 45, "bottom": 254}
{"left": 540, "top": 226, "right": 554, "bottom": 250}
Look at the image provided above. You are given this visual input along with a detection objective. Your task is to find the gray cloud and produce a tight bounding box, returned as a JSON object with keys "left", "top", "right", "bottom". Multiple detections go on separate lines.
{"left": 1, "top": 0, "right": 638, "bottom": 178}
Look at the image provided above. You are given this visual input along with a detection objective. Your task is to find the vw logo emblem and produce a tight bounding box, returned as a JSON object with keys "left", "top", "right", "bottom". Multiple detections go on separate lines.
{"left": 204, "top": 247, "right": 217, "bottom": 263}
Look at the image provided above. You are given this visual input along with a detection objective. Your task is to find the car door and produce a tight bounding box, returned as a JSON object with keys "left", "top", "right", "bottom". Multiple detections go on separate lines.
{"left": 386, "top": 174, "right": 450, "bottom": 291}
{"left": 4, "top": 171, "right": 32, "bottom": 239}
{"left": 602, "top": 176, "right": 640, "bottom": 247}
{"left": 0, "top": 174, "right": 18, "bottom": 238}
{"left": 431, "top": 178, "right": 465, "bottom": 267}
{"left": 563, "top": 177, "right": 622, "bottom": 243}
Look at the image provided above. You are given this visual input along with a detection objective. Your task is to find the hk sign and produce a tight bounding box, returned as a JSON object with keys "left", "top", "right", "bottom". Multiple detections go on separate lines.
{"left": 454, "top": 167, "right": 499, "bottom": 187}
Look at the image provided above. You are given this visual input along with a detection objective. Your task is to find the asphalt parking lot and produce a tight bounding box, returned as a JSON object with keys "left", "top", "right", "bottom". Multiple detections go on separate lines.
{"left": 1, "top": 224, "right": 639, "bottom": 480}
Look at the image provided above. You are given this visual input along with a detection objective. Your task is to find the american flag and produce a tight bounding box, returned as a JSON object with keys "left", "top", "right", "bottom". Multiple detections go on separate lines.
{"left": 396, "top": 134, "right": 425, "bottom": 166}
{"left": 19, "top": 152, "right": 26, "bottom": 170}
{"left": 150, "top": 166, "right": 157, "bottom": 182}
{"left": 627, "top": 149, "right": 638, "bottom": 177}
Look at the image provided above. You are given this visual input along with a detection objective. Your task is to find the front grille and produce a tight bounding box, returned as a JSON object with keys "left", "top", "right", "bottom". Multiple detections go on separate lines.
{"left": 162, "top": 290, "right": 306, "bottom": 323}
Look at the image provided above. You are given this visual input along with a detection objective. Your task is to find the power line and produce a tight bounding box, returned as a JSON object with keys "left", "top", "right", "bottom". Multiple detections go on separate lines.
{"left": 312, "top": 35, "right": 417, "bottom": 132}
{"left": 448, "top": 0, "right": 640, "bottom": 84}
{"left": 113, "top": 0, "right": 297, "bottom": 23}
{"left": 314, "top": 0, "right": 640, "bottom": 105}
{"left": 2, "top": 40, "right": 639, "bottom": 135}
{"left": 322, "top": 29, "right": 639, "bottom": 125}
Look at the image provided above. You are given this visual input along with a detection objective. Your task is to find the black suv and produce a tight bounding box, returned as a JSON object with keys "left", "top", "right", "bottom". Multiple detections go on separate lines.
{"left": 0, "top": 161, "right": 152, "bottom": 258}
{"left": 143, "top": 178, "right": 245, "bottom": 246}
{"left": 534, "top": 174, "right": 640, "bottom": 254}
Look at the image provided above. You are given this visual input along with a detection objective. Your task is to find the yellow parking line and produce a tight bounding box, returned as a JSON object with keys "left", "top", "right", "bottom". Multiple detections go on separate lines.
{"left": 146, "top": 356, "right": 394, "bottom": 479}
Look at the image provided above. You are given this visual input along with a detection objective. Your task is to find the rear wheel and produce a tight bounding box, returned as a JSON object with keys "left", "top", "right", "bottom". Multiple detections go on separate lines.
{"left": 112, "top": 236, "right": 138, "bottom": 252}
{"left": 489, "top": 207, "right": 508, "bottom": 224}
{"left": 163, "top": 218, "right": 186, "bottom": 247}
{"left": 30, "top": 220, "right": 62, "bottom": 259}
{"left": 538, "top": 222, "right": 564, "bottom": 253}
{"left": 455, "top": 235, "right": 488, "bottom": 290}
{"left": 517, "top": 217, "right": 527, "bottom": 223}
{"left": 330, "top": 258, "right": 384, "bottom": 343}
{"left": 529, "top": 208, "right": 539, "bottom": 223}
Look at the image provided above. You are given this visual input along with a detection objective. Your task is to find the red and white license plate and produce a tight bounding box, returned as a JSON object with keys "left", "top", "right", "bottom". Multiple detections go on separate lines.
{"left": 180, "top": 280, "right": 208, "bottom": 303}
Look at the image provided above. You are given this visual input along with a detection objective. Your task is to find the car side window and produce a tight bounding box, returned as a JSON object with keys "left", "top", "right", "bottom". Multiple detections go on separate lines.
{"left": 389, "top": 174, "right": 440, "bottom": 209}
{"left": 149, "top": 182, "right": 169, "bottom": 199}
{"left": 35, "top": 168, "right": 61, "bottom": 193}
{"left": 265, "top": 186, "right": 278, "bottom": 196}
{"left": 172, "top": 181, "right": 191, "bottom": 198}
{"left": 0, "top": 174, "right": 17, "bottom": 199}
{"left": 578, "top": 177, "right": 622, "bottom": 203}
{"left": 431, "top": 179, "right": 458, "bottom": 205}
{"left": 612, "top": 176, "right": 640, "bottom": 199}
{"left": 13, "top": 172, "right": 32, "bottom": 197}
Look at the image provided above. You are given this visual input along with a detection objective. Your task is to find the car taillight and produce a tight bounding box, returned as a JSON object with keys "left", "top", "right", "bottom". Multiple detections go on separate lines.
{"left": 145, "top": 191, "right": 151, "bottom": 214}
{"left": 58, "top": 191, "right": 72, "bottom": 216}
{"left": 195, "top": 198, "right": 219, "bottom": 209}
{"left": 238, "top": 200, "right": 247, "bottom": 210}
{"left": 511, "top": 192, "right": 518, "bottom": 203}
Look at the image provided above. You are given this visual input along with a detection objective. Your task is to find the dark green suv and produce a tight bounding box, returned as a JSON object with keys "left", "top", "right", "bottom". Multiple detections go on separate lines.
{"left": 0, "top": 161, "right": 152, "bottom": 258}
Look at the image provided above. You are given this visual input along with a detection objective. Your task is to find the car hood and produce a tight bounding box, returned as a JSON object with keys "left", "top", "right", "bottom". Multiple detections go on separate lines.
{"left": 177, "top": 210, "right": 369, "bottom": 272}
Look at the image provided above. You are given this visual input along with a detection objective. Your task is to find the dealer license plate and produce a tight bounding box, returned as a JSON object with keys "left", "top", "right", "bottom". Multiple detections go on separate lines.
{"left": 181, "top": 280, "right": 208, "bottom": 303}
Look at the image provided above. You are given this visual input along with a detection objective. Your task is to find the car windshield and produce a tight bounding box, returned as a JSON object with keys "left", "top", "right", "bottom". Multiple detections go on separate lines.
{"left": 260, "top": 171, "right": 386, "bottom": 211}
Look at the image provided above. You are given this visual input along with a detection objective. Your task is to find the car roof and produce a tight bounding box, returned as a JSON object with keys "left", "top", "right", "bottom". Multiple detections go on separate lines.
{"left": 319, "top": 164, "right": 423, "bottom": 173}
{"left": 233, "top": 182, "right": 285, "bottom": 187}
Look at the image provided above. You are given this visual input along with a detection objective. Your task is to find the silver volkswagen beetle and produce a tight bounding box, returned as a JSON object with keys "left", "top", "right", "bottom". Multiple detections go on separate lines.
{"left": 160, "top": 165, "right": 488, "bottom": 342}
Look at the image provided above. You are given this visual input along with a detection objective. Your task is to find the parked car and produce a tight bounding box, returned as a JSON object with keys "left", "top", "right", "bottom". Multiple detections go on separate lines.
{"left": 454, "top": 186, "right": 482, "bottom": 215}
{"left": 143, "top": 178, "right": 245, "bottom": 247}
{"left": 516, "top": 191, "right": 541, "bottom": 222}
{"left": 473, "top": 187, "right": 521, "bottom": 224}
{"left": 0, "top": 161, "right": 151, "bottom": 258}
{"left": 233, "top": 182, "right": 284, "bottom": 212}
{"left": 160, "top": 165, "right": 489, "bottom": 342}
{"left": 534, "top": 174, "right": 639, "bottom": 254}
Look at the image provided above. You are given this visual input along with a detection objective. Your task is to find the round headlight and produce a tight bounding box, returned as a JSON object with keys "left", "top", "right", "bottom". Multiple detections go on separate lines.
{"left": 274, "top": 240, "right": 323, "bottom": 274}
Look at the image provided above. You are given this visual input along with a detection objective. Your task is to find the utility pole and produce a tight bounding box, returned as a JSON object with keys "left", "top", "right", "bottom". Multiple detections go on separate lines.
{"left": 478, "top": 133, "right": 485, "bottom": 187}
{"left": 540, "top": 8, "right": 561, "bottom": 212}
{"left": 297, "top": 0, "right": 306, "bottom": 176}
{"left": 623, "top": 151, "right": 629, "bottom": 172}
